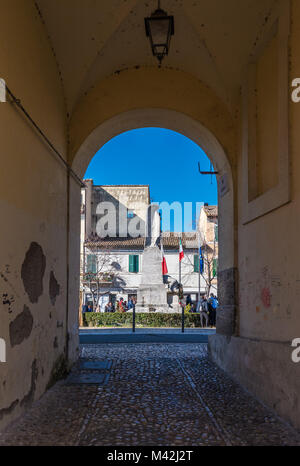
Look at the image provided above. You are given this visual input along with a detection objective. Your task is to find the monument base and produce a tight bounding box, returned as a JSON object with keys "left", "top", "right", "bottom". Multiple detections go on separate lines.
{"left": 136, "top": 245, "right": 169, "bottom": 312}
{"left": 135, "top": 304, "right": 173, "bottom": 313}
{"left": 136, "top": 284, "right": 170, "bottom": 313}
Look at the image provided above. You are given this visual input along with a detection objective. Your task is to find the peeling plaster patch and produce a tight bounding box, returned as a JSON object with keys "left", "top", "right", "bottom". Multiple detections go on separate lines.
{"left": 20, "top": 359, "right": 38, "bottom": 408}
{"left": 2, "top": 293, "right": 15, "bottom": 313}
{"left": 49, "top": 271, "right": 60, "bottom": 306}
{"left": 0, "top": 271, "right": 20, "bottom": 297}
{"left": 21, "top": 242, "right": 46, "bottom": 303}
{"left": 0, "top": 399, "right": 19, "bottom": 421}
{"left": 0, "top": 272, "right": 8, "bottom": 282}
{"left": 9, "top": 306, "right": 33, "bottom": 347}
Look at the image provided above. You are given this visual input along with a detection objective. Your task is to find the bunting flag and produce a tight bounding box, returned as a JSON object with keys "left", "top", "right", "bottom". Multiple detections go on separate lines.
{"left": 179, "top": 238, "right": 184, "bottom": 262}
{"left": 161, "top": 241, "right": 168, "bottom": 275}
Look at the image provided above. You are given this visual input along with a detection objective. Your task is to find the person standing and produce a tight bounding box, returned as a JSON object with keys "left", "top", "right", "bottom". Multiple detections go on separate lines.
{"left": 118, "top": 297, "right": 125, "bottom": 312}
{"left": 207, "top": 295, "right": 213, "bottom": 327}
{"left": 105, "top": 301, "right": 114, "bottom": 313}
{"left": 82, "top": 303, "right": 88, "bottom": 314}
{"left": 209, "top": 293, "right": 217, "bottom": 327}
{"left": 87, "top": 304, "right": 93, "bottom": 313}
{"left": 186, "top": 294, "right": 192, "bottom": 306}
{"left": 128, "top": 297, "right": 133, "bottom": 310}
{"left": 200, "top": 295, "right": 209, "bottom": 328}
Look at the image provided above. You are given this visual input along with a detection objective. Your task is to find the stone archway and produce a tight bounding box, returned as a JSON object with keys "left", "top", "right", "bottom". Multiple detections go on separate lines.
{"left": 68, "top": 108, "right": 236, "bottom": 344}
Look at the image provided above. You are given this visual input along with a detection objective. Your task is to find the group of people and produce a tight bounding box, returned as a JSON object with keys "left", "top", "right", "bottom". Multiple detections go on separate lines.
{"left": 82, "top": 293, "right": 218, "bottom": 328}
{"left": 82, "top": 296, "right": 137, "bottom": 314}
{"left": 184, "top": 293, "right": 219, "bottom": 328}
{"left": 104, "top": 296, "right": 137, "bottom": 313}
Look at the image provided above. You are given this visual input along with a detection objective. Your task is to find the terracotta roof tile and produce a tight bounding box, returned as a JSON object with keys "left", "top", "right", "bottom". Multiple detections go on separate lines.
{"left": 204, "top": 205, "right": 218, "bottom": 217}
{"left": 85, "top": 232, "right": 199, "bottom": 250}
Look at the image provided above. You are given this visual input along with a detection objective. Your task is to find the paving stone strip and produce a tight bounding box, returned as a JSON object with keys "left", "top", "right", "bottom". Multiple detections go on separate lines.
{"left": 175, "top": 358, "right": 233, "bottom": 446}
{"left": 0, "top": 343, "right": 299, "bottom": 446}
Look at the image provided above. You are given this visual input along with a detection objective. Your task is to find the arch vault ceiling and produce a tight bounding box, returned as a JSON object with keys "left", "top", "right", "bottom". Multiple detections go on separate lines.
{"left": 35, "top": 0, "right": 277, "bottom": 114}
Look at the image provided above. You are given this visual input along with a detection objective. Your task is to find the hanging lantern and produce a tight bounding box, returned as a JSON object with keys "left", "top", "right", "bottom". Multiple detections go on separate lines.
{"left": 144, "top": 1, "right": 174, "bottom": 65}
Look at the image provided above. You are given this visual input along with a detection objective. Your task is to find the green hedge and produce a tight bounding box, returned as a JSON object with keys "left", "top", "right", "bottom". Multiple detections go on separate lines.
{"left": 83, "top": 312, "right": 203, "bottom": 328}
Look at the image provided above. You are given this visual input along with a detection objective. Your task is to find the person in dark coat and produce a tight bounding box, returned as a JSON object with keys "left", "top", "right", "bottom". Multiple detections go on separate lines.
{"left": 200, "top": 295, "right": 209, "bottom": 328}
{"left": 105, "top": 301, "right": 115, "bottom": 313}
{"left": 186, "top": 294, "right": 192, "bottom": 306}
{"left": 208, "top": 294, "right": 218, "bottom": 327}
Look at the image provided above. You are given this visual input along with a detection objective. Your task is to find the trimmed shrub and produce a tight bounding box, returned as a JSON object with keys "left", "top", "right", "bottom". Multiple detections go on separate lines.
{"left": 83, "top": 312, "right": 203, "bottom": 328}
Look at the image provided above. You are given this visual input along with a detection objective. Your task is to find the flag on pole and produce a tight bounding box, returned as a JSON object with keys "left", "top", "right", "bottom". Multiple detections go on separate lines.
{"left": 161, "top": 241, "right": 168, "bottom": 275}
{"left": 199, "top": 246, "right": 204, "bottom": 274}
{"left": 198, "top": 233, "right": 204, "bottom": 274}
{"left": 179, "top": 238, "right": 184, "bottom": 262}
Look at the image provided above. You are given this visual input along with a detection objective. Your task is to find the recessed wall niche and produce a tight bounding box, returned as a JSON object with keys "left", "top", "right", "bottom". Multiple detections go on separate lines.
{"left": 242, "top": 0, "right": 290, "bottom": 224}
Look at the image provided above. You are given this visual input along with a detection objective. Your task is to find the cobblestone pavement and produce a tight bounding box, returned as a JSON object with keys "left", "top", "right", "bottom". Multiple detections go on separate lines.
{"left": 0, "top": 343, "right": 300, "bottom": 446}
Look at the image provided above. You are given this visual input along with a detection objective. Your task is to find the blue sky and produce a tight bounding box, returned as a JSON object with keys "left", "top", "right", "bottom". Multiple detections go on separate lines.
{"left": 84, "top": 128, "right": 217, "bottom": 232}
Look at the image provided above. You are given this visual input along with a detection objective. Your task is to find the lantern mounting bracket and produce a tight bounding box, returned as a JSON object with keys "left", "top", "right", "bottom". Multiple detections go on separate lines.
{"left": 198, "top": 162, "right": 219, "bottom": 175}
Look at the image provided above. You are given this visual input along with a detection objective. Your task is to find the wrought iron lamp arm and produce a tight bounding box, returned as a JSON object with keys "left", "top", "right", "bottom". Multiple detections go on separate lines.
{"left": 198, "top": 161, "right": 219, "bottom": 175}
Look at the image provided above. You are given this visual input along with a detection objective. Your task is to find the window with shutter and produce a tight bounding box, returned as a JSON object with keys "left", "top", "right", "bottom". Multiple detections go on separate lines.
{"left": 86, "top": 254, "right": 96, "bottom": 273}
{"left": 215, "top": 224, "right": 218, "bottom": 242}
{"left": 129, "top": 255, "right": 134, "bottom": 272}
{"left": 129, "top": 255, "right": 139, "bottom": 273}
{"left": 134, "top": 255, "right": 139, "bottom": 273}
{"left": 213, "top": 258, "right": 218, "bottom": 277}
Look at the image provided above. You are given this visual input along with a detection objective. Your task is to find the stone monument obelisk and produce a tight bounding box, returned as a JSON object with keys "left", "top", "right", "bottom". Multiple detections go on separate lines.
{"left": 136, "top": 205, "right": 169, "bottom": 312}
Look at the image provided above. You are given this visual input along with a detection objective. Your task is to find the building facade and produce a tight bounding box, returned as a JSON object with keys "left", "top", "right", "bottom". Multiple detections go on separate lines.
{"left": 80, "top": 182, "right": 214, "bottom": 311}
{"left": 198, "top": 204, "right": 218, "bottom": 296}
{"left": 82, "top": 233, "right": 208, "bottom": 312}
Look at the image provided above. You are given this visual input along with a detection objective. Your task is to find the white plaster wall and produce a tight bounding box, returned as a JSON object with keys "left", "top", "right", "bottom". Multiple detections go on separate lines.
{"left": 0, "top": 0, "right": 69, "bottom": 431}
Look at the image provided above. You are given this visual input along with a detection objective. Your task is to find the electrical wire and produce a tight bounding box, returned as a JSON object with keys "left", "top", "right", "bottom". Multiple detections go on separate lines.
{"left": 4, "top": 83, "right": 85, "bottom": 188}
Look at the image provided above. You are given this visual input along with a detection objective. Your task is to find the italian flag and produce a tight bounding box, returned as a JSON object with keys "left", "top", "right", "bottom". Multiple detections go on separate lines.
{"left": 161, "top": 241, "right": 168, "bottom": 275}
{"left": 179, "top": 238, "right": 184, "bottom": 262}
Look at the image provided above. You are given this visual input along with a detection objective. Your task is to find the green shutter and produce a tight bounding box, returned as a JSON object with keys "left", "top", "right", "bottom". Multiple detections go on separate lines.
{"left": 87, "top": 254, "right": 96, "bottom": 273}
{"left": 194, "top": 254, "right": 199, "bottom": 273}
{"left": 129, "top": 255, "right": 139, "bottom": 273}
{"left": 135, "top": 255, "right": 139, "bottom": 273}
{"left": 215, "top": 225, "right": 218, "bottom": 242}
{"left": 129, "top": 255, "right": 134, "bottom": 272}
{"left": 213, "top": 258, "right": 218, "bottom": 277}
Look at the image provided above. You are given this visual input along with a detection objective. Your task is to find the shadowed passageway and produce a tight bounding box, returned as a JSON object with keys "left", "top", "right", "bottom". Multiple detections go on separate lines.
{"left": 0, "top": 343, "right": 299, "bottom": 446}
